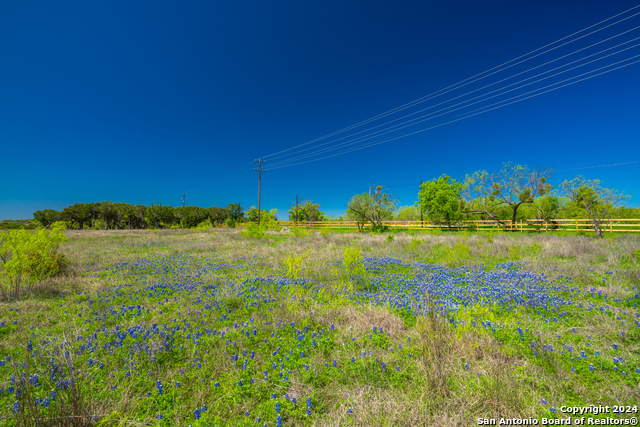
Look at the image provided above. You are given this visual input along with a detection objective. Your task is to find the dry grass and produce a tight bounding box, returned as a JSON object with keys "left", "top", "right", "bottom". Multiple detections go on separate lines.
{"left": 3, "top": 229, "right": 638, "bottom": 426}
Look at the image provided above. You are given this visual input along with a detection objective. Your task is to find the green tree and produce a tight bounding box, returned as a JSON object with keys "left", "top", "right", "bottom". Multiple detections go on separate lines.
{"left": 463, "top": 163, "right": 553, "bottom": 228}
{"left": 175, "top": 206, "right": 210, "bottom": 228}
{"left": 346, "top": 186, "right": 397, "bottom": 230}
{"left": 33, "top": 209, "right": 62, "bottom": 228}
{"left": 146, "top": 203, "right": 174, "bottom": 228}
{"left": 394, "top": 206, "right": 419, "bottom": 221}
{"left": 99, "top": 201, "right": 121, "bottom": 230}
{"left": 246, "top": 207, "right": 277, "bottom": 223}
{"left": 561, "top": 176, "right": 629, "bottom": 238}
{"left": 209, "top": 206, "right": 228, "bottom": 225}
{"left": 225, "top": 203, "right": 244, "bottom": 224}
{"left": 419, "top": 175, "right": 463, "bottom": 229}
{"left": 346, "top": 194, "right": 369, "bottom": 231}
{"left": 62, "top": 203, "right": 93, "bottom": 230}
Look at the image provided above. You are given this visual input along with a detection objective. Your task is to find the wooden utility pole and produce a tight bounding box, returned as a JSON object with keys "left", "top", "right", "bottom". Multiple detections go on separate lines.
{"left": 254, "top": 159, "right": 266, "bottom": 225}
{"left": 419, "top": 180, "right": 423, "bottom": 227}
{"left": 182, "top": 193, "right": 186, "bottom": 207}
{"left": 295, "top": 194, "right": 298, "bottom": 227}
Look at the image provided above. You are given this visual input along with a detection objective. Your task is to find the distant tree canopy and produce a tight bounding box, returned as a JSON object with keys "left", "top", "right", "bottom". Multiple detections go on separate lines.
{"left": 288, "top": 201, "right": 325, "bottom": 222}
{"left": 246, "top": 207, "right": 278, "bottom": 223}
{"left": 394, "top": 206, "right": 419, "bottom": 221}
{"left": 31, "top": 202, "right": 266, "bottom": 230}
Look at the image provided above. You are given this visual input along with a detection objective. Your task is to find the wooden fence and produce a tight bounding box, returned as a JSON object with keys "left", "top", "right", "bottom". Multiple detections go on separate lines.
{"left": 256, "top": 219, "right": 640, "bottom": 233}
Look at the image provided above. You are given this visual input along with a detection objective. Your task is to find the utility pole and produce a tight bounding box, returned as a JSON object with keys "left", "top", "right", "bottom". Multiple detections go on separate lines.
{"left": 369, "top": 186, "right": 372, "bottom": 196}
{"left": 254, "top": 159, "right": 266, "bottom": 225}
{"left": 419, "top": 181, "right": 423, "bottom": 227}
{"left": 295, "top": 194, "right": 298, "bottom": 227}
{"left": 182, "top": 193, "right": 186, "bottom": 207}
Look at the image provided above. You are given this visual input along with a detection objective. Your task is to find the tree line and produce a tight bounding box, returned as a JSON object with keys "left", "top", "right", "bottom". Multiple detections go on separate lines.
{"left": 32, "top": 202, "right": 250, "bottom": 230}
{"left": 28, "top": 162, "right": 636, "bottom": 238}
{"left": 344, "top": 163, "right": 637, "bottom": 238}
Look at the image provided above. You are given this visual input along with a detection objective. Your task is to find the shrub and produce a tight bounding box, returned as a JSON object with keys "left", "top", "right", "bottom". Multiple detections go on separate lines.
{"left": 241, "top": 222, "right": 267, "bottom": 238}
{"left": 342, "top": 246, "right": 365, "bottom": 277}
{"left": 290, "top": 227, "right": 312, "bottom": 237}
{"left": 0, "top": 226, "right": 69, "bottom": 300}
{"left": 283, "top": 250, "right": 309, "bottom": 279}
{"left": 226, "top": 218, "right": 236, "bottom": 228}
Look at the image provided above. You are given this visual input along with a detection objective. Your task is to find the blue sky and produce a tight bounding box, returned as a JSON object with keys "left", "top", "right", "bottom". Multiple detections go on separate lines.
{"left": 1, "top": 0, "right": 639, "bottom": 220}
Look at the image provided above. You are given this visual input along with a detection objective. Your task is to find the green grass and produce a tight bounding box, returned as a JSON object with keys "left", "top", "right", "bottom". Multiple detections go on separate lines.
{"left": 0, "top": 229, "right": 639, "bottom": 426}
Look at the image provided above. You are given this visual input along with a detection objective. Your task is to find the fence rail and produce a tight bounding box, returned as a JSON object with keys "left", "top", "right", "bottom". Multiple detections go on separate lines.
{"left": 256, "top": 219, "right": 640, "bottom": 233}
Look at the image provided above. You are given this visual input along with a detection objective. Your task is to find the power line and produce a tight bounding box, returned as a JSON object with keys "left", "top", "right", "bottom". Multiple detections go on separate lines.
{"left": 267, "top": 54, "right": 640, "bottom": 171}
{"left": 266, "top": 27, "right": 640, "bottom": 167}
{"left": 256, "top": 162, "right": 637, "bottom": 207}
{"left": 260, "top": 4, "right": 640, "bottom": 162}
{"left": 557, "top": 161, "right": 638, "bottom": 172}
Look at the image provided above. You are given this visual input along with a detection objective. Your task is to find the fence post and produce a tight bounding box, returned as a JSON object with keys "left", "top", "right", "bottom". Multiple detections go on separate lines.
{"left": 576, "top": 219, "right": 578, "bottom": 232}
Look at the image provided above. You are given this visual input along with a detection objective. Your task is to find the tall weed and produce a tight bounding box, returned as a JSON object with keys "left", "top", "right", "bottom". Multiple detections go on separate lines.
{"left": 0, "top": 223, "right": 69, "bottom": 301}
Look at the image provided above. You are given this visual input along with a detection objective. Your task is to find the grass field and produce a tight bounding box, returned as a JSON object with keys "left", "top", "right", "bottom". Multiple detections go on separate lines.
{"left": 1, "top": 228, "right": 639, "bottom": 426}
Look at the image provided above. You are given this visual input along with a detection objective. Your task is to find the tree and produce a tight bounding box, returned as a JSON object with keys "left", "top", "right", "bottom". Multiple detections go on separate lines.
{"left": 419, "top": 175, "right": 463, "bottom": 229}
{"left": 288, "top": 201, "right": 324, "bottom": 222}
{"left": 463, "top": 163, "right": 553, "bottom": 229}
{"left": 561, "top": 176, "right": 629, "bottom": 238}
{"left": 62, "top": 203, "right": 93, "bottom": 230}
{"left": 531, "top": 195, "right": 563, "bottom": 221}
{"left": 146, "top": 203, "right": 174, "bottom": 229}
{"left": 33, "top": 209, "right": 62, "bottom": 228}
{"left": 99, "top": 201, "right": 121, "bottom": 230}
{"left": 246, "top": 207, "right": 277, "bottom": 223}
{"left": 209, "top": 206, "right": 228, "bottom": 226}
{"left": 346, "top": 186, "right": 397, "bottom": 230}
{"left": 174, "top": 206, "right": 210, "bottom": 228}
{"left": 346, "top": 194, "right": 369, "bottom": 231}
{"left": 225, "top": 203, "right": 244, "bottom": 223}
{"left": 394, "top": 206, "right": 420, "bottom": 221}
{"left": 81, "top": 203, "right": 100, "bottom": 228}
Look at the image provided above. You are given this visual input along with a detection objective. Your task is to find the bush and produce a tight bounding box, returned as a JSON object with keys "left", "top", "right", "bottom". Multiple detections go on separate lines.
{"left": 283, "top": 250, "right": 309, "bottom": 279}
{"left": 342, "top": 247, "right": 365, "bottom": 277}
{"left": 241, "top": 222, "right": 267, "bottom": 238}
{"left": 0, "top": 226, "right": 69, "bottom": 300}
{"left": 290, "top": 227, "right": 312, "bottom": 237}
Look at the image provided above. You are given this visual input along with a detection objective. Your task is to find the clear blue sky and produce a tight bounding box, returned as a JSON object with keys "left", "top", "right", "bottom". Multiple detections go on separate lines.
{"left": 1, "top": 0, "right": 639, "bottom": 220}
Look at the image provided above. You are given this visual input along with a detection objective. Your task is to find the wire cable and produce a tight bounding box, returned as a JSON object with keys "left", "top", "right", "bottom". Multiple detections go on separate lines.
{"left": 260, "top": 4, "right": 640, "bottom": 161}
{"left": 268, "top": 45, "right": 640, "bottom": 169}
{"left": 266, "top": 26, "right": 640, "bottom": 166}
{"left": 268, "top": 55, "right": 640, "bottom": 170}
